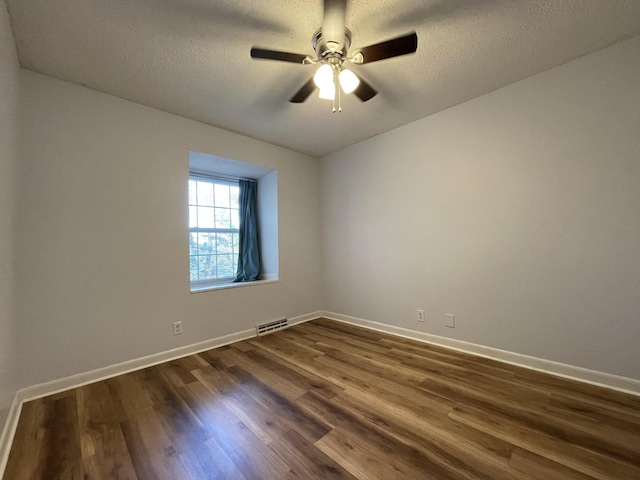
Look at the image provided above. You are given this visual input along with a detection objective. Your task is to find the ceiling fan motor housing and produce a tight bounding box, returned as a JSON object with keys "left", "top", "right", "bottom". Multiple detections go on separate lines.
{"left": 313, "top": 28, "right": 352, "bottom": 61}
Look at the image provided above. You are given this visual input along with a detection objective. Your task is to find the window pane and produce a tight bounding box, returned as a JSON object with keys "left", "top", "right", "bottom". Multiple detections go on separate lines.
{"left": 217, "top": 255, "right": 234, "bottom": 278}
{"left": 215, "top": 208, "right": 231, "bottom": 229}
{"left": 189, "top": 206, "right": 198, "bottom": 228}
{"left": 198, "top": 206, "right": 215, "bottom": 228}
{"left": 217, "top": 233, "right": 232, "bottom": 254}
{"left": 197, "top": 232, "right": 216, "bottom": 255}
{"left": 230, "top": 209, "right": 239, "bottom": 229}
{"left": 196, "top": 180, "right": 214, "bottom": 206}
{"left": 189, "top": 233, "right": 198, "bottom": 255}
{"left": 189, "top": 176, "right": 242, "bottom": 285}
{"left": 198, "top": 255, "right": 216, "bottom": 280}
{"left": 214, "top": 184, "right": 230, "bottom": 208}
{"left": 189, "top": 180, "right": 197, "bottom": 205}
{"left": 230, "top": 186, "right": 239, "bottom": 208}
{"left": 190, "top": 256, "right": 198, "bottom": 281}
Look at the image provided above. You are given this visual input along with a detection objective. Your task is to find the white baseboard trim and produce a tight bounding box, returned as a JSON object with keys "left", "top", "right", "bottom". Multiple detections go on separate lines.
{"left": 320, "top": 311, "right": 640, "bottom": 396}
{"left": 289, "top": 311, "right": 323, "bottom": 326}
{"left": 0, "top": 393, "right": 23, "bottom": 477}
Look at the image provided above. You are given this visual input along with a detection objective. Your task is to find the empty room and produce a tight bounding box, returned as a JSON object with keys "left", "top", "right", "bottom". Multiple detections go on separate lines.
{"left": 1, "top": 0, "right": 639, "bottom": 478}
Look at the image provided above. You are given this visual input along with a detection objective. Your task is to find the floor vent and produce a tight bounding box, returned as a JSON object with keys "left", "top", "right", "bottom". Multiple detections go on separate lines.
{"left": 256, "top": 318, "right": 289, "bottom": 336}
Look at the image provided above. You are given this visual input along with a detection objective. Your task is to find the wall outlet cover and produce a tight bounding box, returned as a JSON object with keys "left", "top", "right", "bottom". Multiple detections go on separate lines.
{"left": 445, "top": 314, "right": 455, "bottom": 328}
{"left": 172, "top": 321, "right": 183, "bottom": 335}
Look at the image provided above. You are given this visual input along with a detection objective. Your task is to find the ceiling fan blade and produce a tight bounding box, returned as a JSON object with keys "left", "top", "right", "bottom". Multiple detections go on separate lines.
{"left": 357, "top": 32, "right": 418, "bottom": 64}
{"left": 322, "top": 0, "right": 347, "bottom": 48}
{"left": 250, "top": 48, "right": 309, "bottom": 64}
{"left": 352, "top": 76, "right": 378, "bottom": 102}
{"left": 289, "top": 77, "right": 317, "bottom": 103}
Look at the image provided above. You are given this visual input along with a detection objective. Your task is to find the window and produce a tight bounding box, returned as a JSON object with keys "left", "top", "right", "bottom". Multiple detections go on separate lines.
{"left": 188, "top": 150, "right": 279, "bottom": 292}
{"left": 189, "top": 175, "right": 240, "bottom": 284}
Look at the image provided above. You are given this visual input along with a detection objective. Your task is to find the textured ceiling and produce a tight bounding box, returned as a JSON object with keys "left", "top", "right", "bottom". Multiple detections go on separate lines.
{"left": 7, "top": 0, "right": 640, "bottom": 157}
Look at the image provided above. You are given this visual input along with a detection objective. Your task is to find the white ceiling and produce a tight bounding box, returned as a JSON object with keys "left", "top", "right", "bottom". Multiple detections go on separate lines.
{"left": 6, "top": 0, "right": 640, "bottom": 157}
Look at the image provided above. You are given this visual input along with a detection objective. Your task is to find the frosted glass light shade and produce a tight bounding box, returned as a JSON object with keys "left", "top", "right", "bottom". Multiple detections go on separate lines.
{"left": 313, "top": 64, "right": 333, "bottom": 89}
{"left": 319, "top": 83, "right": 335, "bottom": 100}
{"left": 339, "top": 69, "right": 360, "bottom": 94}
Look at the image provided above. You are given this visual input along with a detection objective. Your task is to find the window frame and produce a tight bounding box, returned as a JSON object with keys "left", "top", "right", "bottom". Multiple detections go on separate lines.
{"left": 188, "top": 173, "right": 241, "bottom": 287}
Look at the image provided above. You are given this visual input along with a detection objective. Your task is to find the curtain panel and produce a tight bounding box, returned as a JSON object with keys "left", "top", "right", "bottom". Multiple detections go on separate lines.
{"left": 234, "top": 179, "right": 261, "bottom": 282}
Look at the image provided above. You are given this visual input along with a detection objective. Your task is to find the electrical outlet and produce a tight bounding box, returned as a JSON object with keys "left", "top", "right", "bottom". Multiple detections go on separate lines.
{"left": 445, "top": 314, "right": 455, "bottom": 328}
{"left": 172, "top": 321, "right": 183, "bottom": 335}
{"left": 417, "top": 309, "right": 425, "bottom": 322}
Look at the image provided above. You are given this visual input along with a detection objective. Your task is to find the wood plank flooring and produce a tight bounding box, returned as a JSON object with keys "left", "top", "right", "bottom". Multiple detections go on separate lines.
{"left": 5, "top": 318, "right": 640, "bottom": 479}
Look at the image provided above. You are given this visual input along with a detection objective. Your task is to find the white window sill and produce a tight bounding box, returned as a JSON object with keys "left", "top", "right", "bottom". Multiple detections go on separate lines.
{"left": 190, "top": 276, "right": 279, "bottom": 294}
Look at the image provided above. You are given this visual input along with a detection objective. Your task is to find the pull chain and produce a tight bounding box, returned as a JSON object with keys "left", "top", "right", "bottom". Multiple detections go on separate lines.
{"left": 332, "top": 67, "right": 342, "bottom": 113}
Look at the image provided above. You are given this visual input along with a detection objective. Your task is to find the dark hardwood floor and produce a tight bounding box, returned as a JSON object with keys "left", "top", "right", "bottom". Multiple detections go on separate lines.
{"left": 4, "top": 318, "right": 640, "bottom": 479}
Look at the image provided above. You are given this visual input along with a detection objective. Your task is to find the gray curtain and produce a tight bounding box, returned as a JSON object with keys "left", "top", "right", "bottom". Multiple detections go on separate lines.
{"left": 234, "top": 179, "right": 261, "bottom": 282}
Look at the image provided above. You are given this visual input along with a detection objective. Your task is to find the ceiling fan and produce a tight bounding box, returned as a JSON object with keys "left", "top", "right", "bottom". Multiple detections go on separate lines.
{"left": 250, "top": 0, "right": 418, "bottom": 112}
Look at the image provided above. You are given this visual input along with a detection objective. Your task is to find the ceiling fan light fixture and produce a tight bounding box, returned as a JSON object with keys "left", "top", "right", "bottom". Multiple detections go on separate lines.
{"left": 339, "top": 68, "right": 359, "bottom": 94}
{"left": 250, "top": 2, "right": 418, "bottom": 109}
{"left": 313, "top": 64, "right": 333, "bottom": 89}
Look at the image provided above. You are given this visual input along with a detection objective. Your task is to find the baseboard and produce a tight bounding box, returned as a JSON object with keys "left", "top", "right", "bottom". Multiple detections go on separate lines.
{"left": 320, "top": 311, "right": 640, "bottom": 396}
{"left": 289, "top": 310, "right": 323, "bottom": 326}
{"left": 0, "top": 393, "right": 23, "bottom": 476}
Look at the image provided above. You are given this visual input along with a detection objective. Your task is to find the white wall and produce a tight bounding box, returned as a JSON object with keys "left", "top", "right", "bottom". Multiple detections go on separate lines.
{"left": 321, "top": 35, "right": 640, "bottom": 380}
{"left": 258, "top": 170, "right": 279, "bottom": 278}
{"left": 16, "top": 71, "right": 322, "bottom": 389}
{"left": 0, "top": 1, "right": 19, "bottom": 419}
